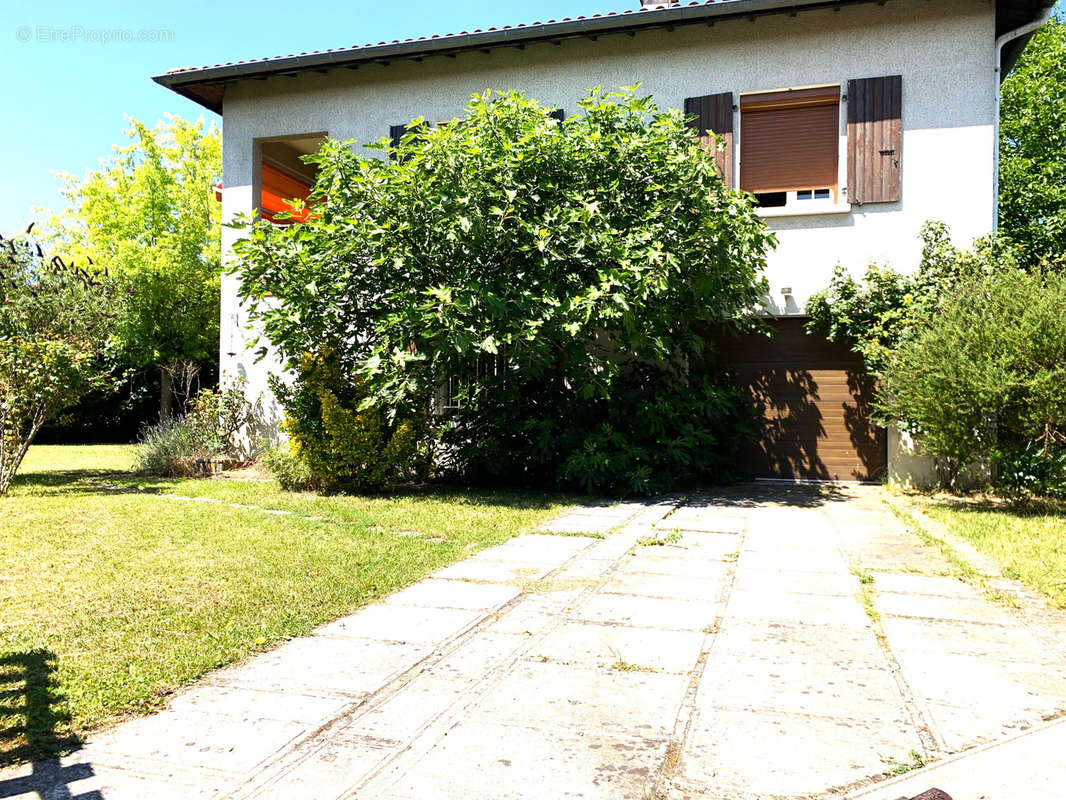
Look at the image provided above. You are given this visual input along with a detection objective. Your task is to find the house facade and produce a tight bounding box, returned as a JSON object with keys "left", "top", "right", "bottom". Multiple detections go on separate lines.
{"left": 156, "top": 0, "right": 1052, "bottom": 485}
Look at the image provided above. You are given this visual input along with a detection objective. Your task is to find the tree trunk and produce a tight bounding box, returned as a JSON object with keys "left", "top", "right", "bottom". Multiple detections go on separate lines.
{"left": 160, "top": 368, "right": 174, "bottom": 421}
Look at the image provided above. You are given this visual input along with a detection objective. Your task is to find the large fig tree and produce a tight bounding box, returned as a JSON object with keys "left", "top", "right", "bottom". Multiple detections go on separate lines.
{"left": 234, "top": 88, "right": 773, "bottom": 493}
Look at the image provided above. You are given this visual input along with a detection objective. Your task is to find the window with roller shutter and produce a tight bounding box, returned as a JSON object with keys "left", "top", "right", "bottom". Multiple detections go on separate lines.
{"left": 739, "top": 85, "right": 841, "bottom": 205}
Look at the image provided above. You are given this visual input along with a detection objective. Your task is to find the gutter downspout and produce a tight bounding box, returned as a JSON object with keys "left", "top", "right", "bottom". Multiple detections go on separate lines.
{"left": 993, "top": 6, "right": 1055, "bottom": 231}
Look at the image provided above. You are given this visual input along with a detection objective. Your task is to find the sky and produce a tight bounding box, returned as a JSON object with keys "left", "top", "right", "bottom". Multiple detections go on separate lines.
{"left": 3, "top": 0, "right": 1062, "bottom": 234}
{"left": 0, "top": 0, "right": 633, "bottom": 234}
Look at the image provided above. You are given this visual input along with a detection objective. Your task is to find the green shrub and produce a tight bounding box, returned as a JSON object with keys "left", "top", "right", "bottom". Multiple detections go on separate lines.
{"left": 134, "top": 417, "right": 197, "bottom": 476}
{"left": 446, "top": 362, "right": 757, "bottom": 496}
{"left": 878, "top": 267, "right": 1066, "bottom": 492}
{"left": 262, "top": 445, "right": 316, "bottom": 491}
{"left": 234, "top": 88, "right": 773, "bottom": 494}
{"left": 806, "top": 221, "right": 1009, "bottom": 373}
{"left": 560, "top": 371, "right": 758, "bottom": 496}
{"left": 183, "top": 379, "right": 254, "bottom": 458}
{"left": 271, "top": 351, "right": 429, "bottom": 492}
{"left": 134, "top": 378, "right": 255, "bottom": 476}
{"left": 996, "top": 438, "right": 1066, "bottom": 500}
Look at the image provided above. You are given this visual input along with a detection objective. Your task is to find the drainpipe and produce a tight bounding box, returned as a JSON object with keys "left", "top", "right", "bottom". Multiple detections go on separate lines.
{"left": 993, "top": 5, "right": 1055, "bottom": 231}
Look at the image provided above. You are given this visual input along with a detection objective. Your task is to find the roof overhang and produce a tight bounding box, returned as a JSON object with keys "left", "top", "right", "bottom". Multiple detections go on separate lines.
{"left": 153, "top": 0, "right": 1057, "bottom": 115}
{"left": 998, "top": 0, "right": 1058, "bottom": 75}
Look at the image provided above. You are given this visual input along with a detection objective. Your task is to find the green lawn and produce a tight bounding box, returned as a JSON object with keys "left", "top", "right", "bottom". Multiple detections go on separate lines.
{"left": 919, "top": 499, "right": 1066, "bottom": 608}
{"left": 0, "top": 445, "right": 574, "bottom": 765}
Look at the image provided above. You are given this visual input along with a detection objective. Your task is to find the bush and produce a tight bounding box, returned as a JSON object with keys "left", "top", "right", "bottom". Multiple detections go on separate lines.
{"left": 878, "top": 267, "right": 1066, "bottom": 492}
{"left": 134, "top": 416, "right": 197, "bottom": 476}
{"left": 234, "top": 88, "right": 773, "bottom": 494}
{"left": 262, "top": 445, "right": 316, "bottom": 492}
{"left": 0, "top": 232, "right": 116, "bottom": 496}
{"left": 134, "top": 379, "right": 255, "bottom": 476}
{"left": 806, "top": 222, "right": 1008, "bottom": 373}
{"left": 270, "top": 351, "right": 429, "bottom": 492}
{"left": 558, "top": 369, "right": 758, "bottom": 495}
{"left": 996, "top": 438, "right": 1066, "bottom": 500}
{"left": 444, "top": 362, "right": 757, "bottom": 496}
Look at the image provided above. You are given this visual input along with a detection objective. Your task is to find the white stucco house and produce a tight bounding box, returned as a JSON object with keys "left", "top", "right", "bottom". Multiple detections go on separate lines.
{"left": 155, "top": 0, "right": 1053, "bottom": 485}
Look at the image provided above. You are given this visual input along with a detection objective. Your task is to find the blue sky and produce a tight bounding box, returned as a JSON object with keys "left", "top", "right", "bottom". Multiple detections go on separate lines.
{"left": 4, "top": 0, "right": 1061, "bottom": 234}
{"left": 1, "top": 0, "right": 632, "bottom": 233}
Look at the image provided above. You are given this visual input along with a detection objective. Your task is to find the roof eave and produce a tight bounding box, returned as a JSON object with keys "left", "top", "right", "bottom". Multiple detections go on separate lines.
{"left": 152, "top": 0, "right": 883, "bottom": 114}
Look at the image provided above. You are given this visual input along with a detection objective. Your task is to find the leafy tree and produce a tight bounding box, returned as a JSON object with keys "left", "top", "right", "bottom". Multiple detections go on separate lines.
{"left": 999, "top": 14, "right": 1066, "bottom": 266}
{"left": 877, "top": 267, "right": 1066, "bottom": 491}
{"left": 235, "top": 88, "right": 773, "bottom": 492}
{"left": 44, "top": 115, "right": 222, "bottom": 419}
{"left": 806, "top": 222, "right": 1012, "bottom": 373}
{"left": 0, "top": 231, "right": 116, "bottom": 495}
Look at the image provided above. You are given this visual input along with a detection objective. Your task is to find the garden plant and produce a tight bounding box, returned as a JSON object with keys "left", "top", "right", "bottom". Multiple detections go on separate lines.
{"left": 234, "top": 88, "right": 774, "bottom": 494}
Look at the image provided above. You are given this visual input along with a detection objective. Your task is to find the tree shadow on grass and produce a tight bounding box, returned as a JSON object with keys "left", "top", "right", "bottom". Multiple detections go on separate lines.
{"left": 927, "top": 496, "right": 1066, "bottom": 519}
{"left": 0, "top": 650, "right": 101, "bottom": 799}
{"left": 9, "top": 469, "right": 133, "bottom": 498}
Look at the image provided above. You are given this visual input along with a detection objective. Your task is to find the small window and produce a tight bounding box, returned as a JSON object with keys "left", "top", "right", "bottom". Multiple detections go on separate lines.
{"left": 740, "top": 86, "right": 840, "bottom": 207}
{"left": 257, "top": 134, "right": 326, "bottom": 224}
{"left": 796, "top": 188, "right": 832, "bottom": 201}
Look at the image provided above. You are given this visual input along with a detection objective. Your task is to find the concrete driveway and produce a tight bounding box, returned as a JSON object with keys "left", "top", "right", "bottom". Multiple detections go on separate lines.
{"left": 5, "top": 486, "right": 1066, "bottom": 799}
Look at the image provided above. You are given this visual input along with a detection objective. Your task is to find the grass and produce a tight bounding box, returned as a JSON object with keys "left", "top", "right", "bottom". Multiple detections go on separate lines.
{"left": 916, "top": 497, "right": 1066, "bottom": 609}
{"left": 882, "top": 749, "right": 926, "bottom": 777}
{"left": 636, "top": 529, "right": 681, "bottom": 547}
{"left": 610, "top": 659, "right": 656, "bottom": 673}
{"left": 886, "top": 500, "right": 1020, "bottom": 608}
{"left": 0, "top": 445, "right": 574, "bottom": 765}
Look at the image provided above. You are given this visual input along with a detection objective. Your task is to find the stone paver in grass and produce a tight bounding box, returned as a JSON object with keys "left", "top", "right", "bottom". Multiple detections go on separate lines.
{"left": 7, "top": 485, "right": 1066, "bottom": 800}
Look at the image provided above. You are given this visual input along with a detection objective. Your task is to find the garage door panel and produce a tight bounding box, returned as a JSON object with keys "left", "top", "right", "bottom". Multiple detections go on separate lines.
{"left": 715, "top": 318, "right": 886, "bottom": 482}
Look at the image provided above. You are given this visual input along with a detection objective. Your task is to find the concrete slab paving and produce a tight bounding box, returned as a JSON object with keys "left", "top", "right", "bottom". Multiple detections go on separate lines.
{"left": 876, "top": 591, "right": 1020, "bottom": 625}
{"left": 208, "top": 635, "right": 431, "bottom": 697}
{"left": 370, "top": 720, "right": 667, "bottom": 800}
{"left": 383, "top": 577, "right": 521, "bottom": 611}
{"left": 600, "top": 571, "right": 727, "bottom": 601}
{"left": 725, "top": 586, "right": 872, "bottom": 628}
{"left": 6, "top": 485, "right": 1066, "bottom": 800}
{"left": 730, "top": 566, "right": 860, "bottom": 596}
{"left": 619, "top": 550, "right": 734, "bottom": 579}
{"left": 672, "top": 707, "right": 927, "bottom": 799}
{"left": 570, "top": 592, "right": 723, "bottom": 631}
{"left": 314, "top": 604, "right": 483, "bottom": 643}
{"left": 697, "top": 651, "right": 910, "bottom": 721}
{"left": 712, "top": 618, "right": 886, "bottom": 663}
{"left": 847, "top": 717, "right": 1066, "bottom": 800}
{"left": 474, "top": 660, "right": 688, "bottom": 737}
{"left": 880, "top": 614, "right": 1057, "bottom": 662}
{"left": 532, "top": 620, "right": 705, "bottom": 673}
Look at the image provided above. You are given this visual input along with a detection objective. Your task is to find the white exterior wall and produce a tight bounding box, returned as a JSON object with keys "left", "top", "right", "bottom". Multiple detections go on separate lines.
{"left": 218, "top": 0, "right": 998, "bottom": 464}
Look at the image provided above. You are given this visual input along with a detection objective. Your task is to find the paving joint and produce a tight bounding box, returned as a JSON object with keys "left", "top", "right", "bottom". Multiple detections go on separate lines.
{"left": 350, "top": 502, "right": 684, "bottom": 798}
{"left": 221, "top": 498, "right": 684, "bottom": 800}
{"left": 825, "top": 507, "right": 946, "bottom": 759}
{"left": 647, "top": 526, "right": 743, "bottom": 800}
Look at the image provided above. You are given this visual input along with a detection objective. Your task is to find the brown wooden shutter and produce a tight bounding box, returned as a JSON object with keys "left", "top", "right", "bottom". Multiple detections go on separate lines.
{"left": 739, "top": 86, "right": 840, "bottom": 195}
{"left": 685, "top": 92, "right": 734, "bottom": 187}
{"left": 389, "top": 124, "right": 408, "bottom": 149}
{"left": 846, "top": 75, "right": 902, "bottom": 204}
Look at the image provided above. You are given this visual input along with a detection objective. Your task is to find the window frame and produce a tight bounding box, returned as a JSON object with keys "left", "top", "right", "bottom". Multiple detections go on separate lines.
{"left": 736, "top": 84, "right": 848, "bottom": 215}
{"left": 252, "top": 132, "right": 327, "bottom": 224}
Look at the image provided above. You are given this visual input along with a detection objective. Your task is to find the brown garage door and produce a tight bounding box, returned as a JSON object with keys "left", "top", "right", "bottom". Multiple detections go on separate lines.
{"left": 716, "top": 318, "right": 886, "bottom": 481}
